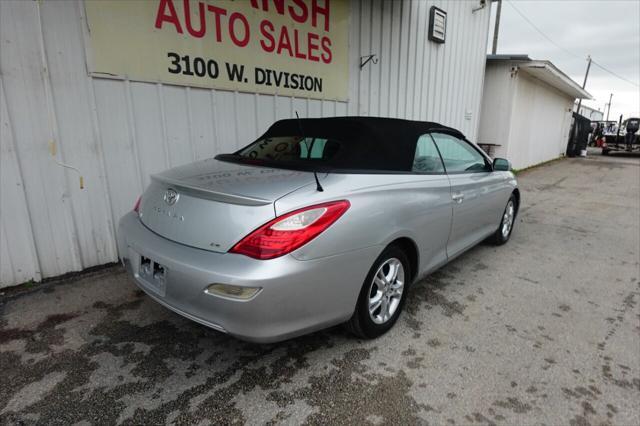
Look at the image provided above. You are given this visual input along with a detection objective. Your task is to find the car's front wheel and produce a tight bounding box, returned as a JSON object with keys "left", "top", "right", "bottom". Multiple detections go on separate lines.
{"left": 347, "top": 245, "right": 411, "bottom": 339}
{"left": 489, "top": 194, "right": 517, "bottom": 245}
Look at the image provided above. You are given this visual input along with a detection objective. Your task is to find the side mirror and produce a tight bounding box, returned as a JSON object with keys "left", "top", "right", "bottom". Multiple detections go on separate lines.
{"left": 493, "top": 158, "right": 511, "bottom": 171}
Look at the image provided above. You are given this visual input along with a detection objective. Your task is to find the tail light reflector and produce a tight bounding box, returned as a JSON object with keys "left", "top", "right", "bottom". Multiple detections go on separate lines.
{"left": 230, "top": 200, "right": 350, "bottom": 260}
{"left": 133, "top": 196, "right": 142, "bottom": 214}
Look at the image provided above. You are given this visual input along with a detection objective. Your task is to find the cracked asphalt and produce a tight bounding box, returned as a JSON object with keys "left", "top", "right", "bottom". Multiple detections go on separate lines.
{"left": 1, "top": 151, "right": 639, "bottom": 425}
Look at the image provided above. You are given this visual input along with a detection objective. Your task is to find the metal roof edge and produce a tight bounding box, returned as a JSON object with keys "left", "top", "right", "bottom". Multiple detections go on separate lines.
{"left": 486, "top": 54, "right": 531, "bottom": 62}
{"left": 521, "top": 61, "right": 592, "bottom": 99}
{"left": 486, "top": 55, "right": 592, "bottom": 99}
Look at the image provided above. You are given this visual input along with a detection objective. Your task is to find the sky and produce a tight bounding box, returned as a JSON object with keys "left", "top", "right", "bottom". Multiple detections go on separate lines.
{"left": 488, "top": 0, "right": 640, "bottom": 120}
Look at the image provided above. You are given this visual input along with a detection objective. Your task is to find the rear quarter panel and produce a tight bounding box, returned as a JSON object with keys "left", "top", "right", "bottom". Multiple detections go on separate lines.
{"left": 275, "top": 173, "right": 453, "bottom": 276}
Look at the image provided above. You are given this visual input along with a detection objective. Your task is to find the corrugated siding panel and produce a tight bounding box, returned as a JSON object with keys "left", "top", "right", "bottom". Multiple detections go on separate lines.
{"left": 129, "top": 83, "right": 171, "bottom": 184}
{"left": 92, "top": 78, "right": 144, "bottom": 223}
{"left": 0, "top": 0, "right": 491, "bottom": 287}
{"left": 39, "top": 0, "right": 117, "bottom": 269}
{"left": 479, "top": 63, "right": 576, "bottom": 169}
{"left": 0, "top": 78, "right": 41, "bottom": 285}
{"left": 477, "top": 63, "right": 518, "bottom": 158}
{"left": 352, "top": 0, "right": 490, "bottom": 136}
{"left": 507, "top": 73, "right": 574, "bottom": 170}
{"left": 1, "top": 0, "right": 81, "bottom": 280}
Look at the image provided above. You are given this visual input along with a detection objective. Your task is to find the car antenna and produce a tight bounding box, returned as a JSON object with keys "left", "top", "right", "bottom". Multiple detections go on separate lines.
{"left": 296, "top": 111, "right": 323, "bottom": 192}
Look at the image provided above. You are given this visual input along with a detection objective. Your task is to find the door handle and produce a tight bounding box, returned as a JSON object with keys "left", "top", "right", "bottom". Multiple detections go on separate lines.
{"left": 452, "top": 193, "right": 464, "bottom": 203}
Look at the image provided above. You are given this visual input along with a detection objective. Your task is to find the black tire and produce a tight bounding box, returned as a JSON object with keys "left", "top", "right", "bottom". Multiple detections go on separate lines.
{"left": 489, "top": 193, "right": 517, "bottom": 245}
{"left": 347, "top": 245, "right": 411, "bottom": 339}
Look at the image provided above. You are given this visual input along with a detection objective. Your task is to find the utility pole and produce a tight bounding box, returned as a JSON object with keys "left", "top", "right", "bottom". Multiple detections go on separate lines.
{"left": 491, "top": 0, "right": 502, "bottom": 54}
{"left": 569, "top": 55, "right": 592, "bottom": 156}
{"left": 574, "top": 55, "right": 592, "bottom": 116}
{"left": 605, "top": 93, "right": 613, "bottom": 121}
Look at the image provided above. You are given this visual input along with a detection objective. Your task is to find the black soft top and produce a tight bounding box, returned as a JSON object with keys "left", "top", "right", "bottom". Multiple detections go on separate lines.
{"left": 222, "top": 116, "right": 465, "bottom": 172}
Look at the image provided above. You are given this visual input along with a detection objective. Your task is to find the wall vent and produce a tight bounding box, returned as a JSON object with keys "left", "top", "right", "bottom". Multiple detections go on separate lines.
{"left": 428, "top": 7, "right": 447, "bottom": 44}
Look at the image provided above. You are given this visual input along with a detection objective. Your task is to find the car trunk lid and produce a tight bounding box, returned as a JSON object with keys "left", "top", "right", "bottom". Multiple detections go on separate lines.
{"left": 138, "top": 158, "right": 316, "bottom": 252}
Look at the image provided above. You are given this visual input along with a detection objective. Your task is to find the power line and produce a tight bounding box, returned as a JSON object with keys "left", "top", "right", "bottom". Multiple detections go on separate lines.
{"left": 505, "top": 0, "right": 640, "bottom": 88}
{"left": 505, "top": 0, "right": 581, "bottom": 59}
{"left": 591, "top": 60, "right": 639, "bottom": 88}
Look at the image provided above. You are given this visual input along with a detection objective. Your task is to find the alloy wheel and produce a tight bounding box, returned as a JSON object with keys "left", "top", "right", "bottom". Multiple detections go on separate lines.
{"left": 368, "top": 258, "right": 405, "bottom": 324}
{"left": 501, "top": 200, "right": 515, "bottom": 238}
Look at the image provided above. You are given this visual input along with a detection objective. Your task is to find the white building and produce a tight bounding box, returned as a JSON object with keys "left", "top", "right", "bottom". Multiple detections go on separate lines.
{"left": 478, "top": 55, "right": 591, "bottom": 170}
{"left": 574, "top": 103, "right": 604, "bottom": 121}
{"left": 0, "top": 0, "right": 494, "bottom": 287}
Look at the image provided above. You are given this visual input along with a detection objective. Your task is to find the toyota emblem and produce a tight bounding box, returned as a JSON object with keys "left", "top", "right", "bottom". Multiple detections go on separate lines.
{"left": 163, "top": 188, "right": 179, "bottom": 206}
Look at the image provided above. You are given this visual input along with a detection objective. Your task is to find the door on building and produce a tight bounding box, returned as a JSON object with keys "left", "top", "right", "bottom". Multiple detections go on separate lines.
{"left": 429, "top": 132, "right": 506, "bottom": 259}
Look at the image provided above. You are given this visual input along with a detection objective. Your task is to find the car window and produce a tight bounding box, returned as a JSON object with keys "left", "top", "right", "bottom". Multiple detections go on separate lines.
{"left": 299, "top": 138, "right": 329, "bottom": 159}
{"left": 430, "top": 133, "right": 489, "bottom": 173}
{"left": 237, "top": 136, "right": 340, "bottom": 162}
{"left": 413, "top": 134, "right": 445, "bottom": 173}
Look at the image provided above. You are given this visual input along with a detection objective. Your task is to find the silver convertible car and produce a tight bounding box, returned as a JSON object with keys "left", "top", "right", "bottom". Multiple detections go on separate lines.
{"left": 118, "top": 117, "right": 519, "bottom": 343}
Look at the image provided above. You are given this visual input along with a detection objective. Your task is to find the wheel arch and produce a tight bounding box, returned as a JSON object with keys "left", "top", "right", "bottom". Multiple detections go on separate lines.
{"left": 512, "top": 188, "right": 521, "bottom": 216}
{"left": 388, "top": 237, "right": 419, "bottom": 282}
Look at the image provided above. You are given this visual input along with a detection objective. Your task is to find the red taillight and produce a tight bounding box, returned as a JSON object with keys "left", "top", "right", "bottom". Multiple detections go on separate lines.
{"left": 133, "top": 196, "right": 142, "bottom": 214}
{"left": 230, "top": 200, "right": 351, "bottom": 260}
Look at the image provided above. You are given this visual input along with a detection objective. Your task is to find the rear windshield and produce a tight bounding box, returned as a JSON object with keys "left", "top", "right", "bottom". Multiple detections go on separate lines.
{"left": 237, "top": 136, "right": 341, "bottom": 162}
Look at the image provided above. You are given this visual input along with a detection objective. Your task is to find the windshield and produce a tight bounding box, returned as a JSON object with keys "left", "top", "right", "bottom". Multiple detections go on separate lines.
{"left": 237, "top": 136, "right": 341, "bottom": 163}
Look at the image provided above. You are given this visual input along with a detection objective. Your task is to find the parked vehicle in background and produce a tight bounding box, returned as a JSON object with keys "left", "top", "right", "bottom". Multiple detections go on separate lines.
{"left": 590, "top": 121, "right": 616, "bottom": 147}
{"left": 118, "top": 117, "right": 519, "bottom": 343}
{"left": 603, "top": 117, "right": 640, "bottom": 154}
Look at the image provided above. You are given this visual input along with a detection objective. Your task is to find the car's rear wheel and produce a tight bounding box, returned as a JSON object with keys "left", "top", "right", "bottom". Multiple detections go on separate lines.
{"left": 489, "top": 194, "right": 517, "bottom": 245}
{"left": 347, "top": 245, "right": 411, "bottom": 339}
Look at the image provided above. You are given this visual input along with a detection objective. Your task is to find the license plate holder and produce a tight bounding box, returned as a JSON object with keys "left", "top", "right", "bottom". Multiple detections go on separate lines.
{"left": 137, "top": 255, "right": 167, "bottom": 296}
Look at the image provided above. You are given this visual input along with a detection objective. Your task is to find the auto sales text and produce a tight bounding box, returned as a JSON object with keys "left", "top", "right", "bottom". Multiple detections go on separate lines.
{"left": 155, "top": 0, "right": 334, "bottom": 64}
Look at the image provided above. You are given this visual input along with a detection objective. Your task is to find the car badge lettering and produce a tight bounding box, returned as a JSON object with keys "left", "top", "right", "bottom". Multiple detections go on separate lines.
{"left": 152, "top": 206, "right": 184, "bottom": 221}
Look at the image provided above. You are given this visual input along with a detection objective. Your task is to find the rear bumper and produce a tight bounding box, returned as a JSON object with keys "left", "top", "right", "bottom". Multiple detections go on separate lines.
{"left": 117, "top": 212, "right": 380, "bottom": 343}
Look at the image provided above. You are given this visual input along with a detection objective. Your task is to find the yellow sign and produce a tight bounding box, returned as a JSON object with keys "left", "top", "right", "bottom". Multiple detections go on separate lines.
{"left": 84, "top": 0, "right": 349, "bottom": 101}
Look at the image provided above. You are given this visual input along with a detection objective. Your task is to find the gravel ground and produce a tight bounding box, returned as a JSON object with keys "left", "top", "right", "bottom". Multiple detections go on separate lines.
{"left": 1, "top": 151, "right": 639, "bottom": 425}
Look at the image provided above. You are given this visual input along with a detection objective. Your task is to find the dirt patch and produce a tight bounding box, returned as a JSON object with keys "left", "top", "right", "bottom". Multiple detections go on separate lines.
{"left": 287, "top": 348, "right": 423, "bottom": 424}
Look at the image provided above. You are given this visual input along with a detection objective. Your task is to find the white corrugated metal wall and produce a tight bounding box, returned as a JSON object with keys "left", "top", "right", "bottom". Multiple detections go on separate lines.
{"left": 506, "top": 73, "right": 574, "bottom": 170}
{"left": 0, "top": 0, "right": 491, "bottom": 287}
{"left": 477, "top": 62, "right": 516, "bottom": 156}
{"left": 478, "top": 62, "right": 575, "bottom": 170}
